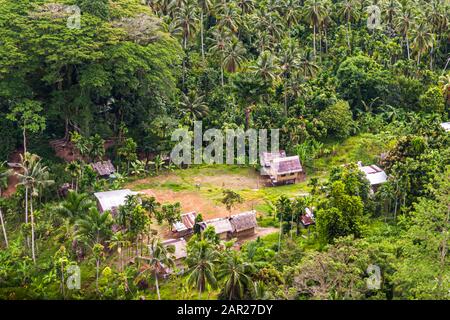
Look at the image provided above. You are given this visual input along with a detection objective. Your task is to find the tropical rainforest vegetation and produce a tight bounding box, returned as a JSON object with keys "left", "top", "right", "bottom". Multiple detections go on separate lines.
{"left": 0, "top": 0, "right": 449, "bottom": 300}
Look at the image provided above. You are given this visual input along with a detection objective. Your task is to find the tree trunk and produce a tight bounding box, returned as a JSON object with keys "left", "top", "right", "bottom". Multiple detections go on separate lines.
{"left": 96, "top": 259, "right": 100, "bottom": 292}
{"left": 200, "top": 11, "right": 205, "bottom": 61}
{"left": 25, "top": 186, "right": 29, "bottom": 248}
{"left": 347, "top": 21, "right": 351, "bottom": 50}
{"left": 406, "top": 36, "right": 410, "bottom": 60}
{"left": 313, "top": 24, "right": 316, "bottom": 59}
{"left": 30, "top": 195, "right": 36, "bottom": 263}
{"left": 23, "top": 127, "right": 27, "bottom": 155}
{"left": 155, "top": 273, "right": 161, "bottom": 300}
{"left": 0, "top": 208, "right": 8, "bottom": 248}
{"left": 284, "top": 80, "right": 288, "bottom": 116}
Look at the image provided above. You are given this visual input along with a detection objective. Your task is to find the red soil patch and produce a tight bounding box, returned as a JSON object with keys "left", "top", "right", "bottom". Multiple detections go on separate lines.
{"left": 50, "top": 137, "right": 117, "bottom": 163}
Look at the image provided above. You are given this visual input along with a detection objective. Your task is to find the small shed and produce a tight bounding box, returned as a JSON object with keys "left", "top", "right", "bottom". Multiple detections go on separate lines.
{"left": 300, "top": 207, "right": 315, "bottom": 227}
{"left": 229, "top": 210, "right": 258, "bottom": 238}
{"left": 172, "top": 212, "right": 198, "bottom": 238}
{"left": 358, "top": 164, "right": 388, "bottom": 188}
{"left": 201, "top": 218, "right": 233, "bottom": 240}
{"left": 91, "top": 160, "right": 116, "bottom": 178}
{"left": 94, "top": 189, "right": 138, "bottom": 213}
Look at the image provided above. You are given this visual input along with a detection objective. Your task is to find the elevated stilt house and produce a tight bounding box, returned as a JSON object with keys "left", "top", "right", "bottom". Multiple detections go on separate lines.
{"left": 260, "top": 151, "right": 305, "bottom": 186}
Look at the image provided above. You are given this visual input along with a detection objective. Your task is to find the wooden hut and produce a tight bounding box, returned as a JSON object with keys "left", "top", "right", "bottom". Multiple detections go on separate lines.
{"left": 229, "top": 211, "right": 258, "bottom": 239}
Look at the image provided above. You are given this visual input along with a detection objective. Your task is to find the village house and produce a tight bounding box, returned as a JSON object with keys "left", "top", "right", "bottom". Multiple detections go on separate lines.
{"left": 229, "top": 210, "right": 258, "bottom": 238}
{"left": 91, "top": 160, "right": 116, "bottom": 178}
{"left": 300, "top": 207, "right": 315, "bottom": 227}
{"left": 358, "top": 162, "right": 388, "bottom": 192}
{"left": 162, "top": 238, "right": 187, "bottom": 272}
{"left": 172, "top": 211, "right": 198, "bottom": 238}
{"left": 259, "top": 151, "right": 305, "bottom": 186}
{"left": 94, "top": 189, "right": 138, "bottom": 214}
{"left": 200, "top": 217, "right": 233, "bottom": 240}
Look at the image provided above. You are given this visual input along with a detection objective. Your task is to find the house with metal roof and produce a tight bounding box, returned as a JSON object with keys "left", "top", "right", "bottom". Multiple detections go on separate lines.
{"left": 259, "top": 151, "right": 305, "bottom": 186}
{"left": 300, "top": 207, "right": 315, "bottom": 227}
{"left": 94, "top": 189, "right": 138, "bottom": 213}
{"left": 91, "top": 160, "right": 116, "bottom": 178}
{"left": 358, "top": 163, "right": 388, "bottom": 191}
{"left": 172, "top": 212, "right": 198, "bottom": 237}
{"left": 229, "top": 210, "right": 258, "bottom": 238}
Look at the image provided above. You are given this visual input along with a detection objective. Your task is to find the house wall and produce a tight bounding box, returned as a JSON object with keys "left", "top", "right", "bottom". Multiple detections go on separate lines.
{"left": 217, "top": 232, "right": 229, "bottom": 240}
{"left": 174, "top": 229, "right": 193, "bottom": 238}
{"left": 233, "top": 228, "right": 255, "bottom": 239}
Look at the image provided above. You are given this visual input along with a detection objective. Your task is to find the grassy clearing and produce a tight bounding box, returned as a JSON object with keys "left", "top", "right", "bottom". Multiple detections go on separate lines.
{"left": 125, "top": 134, "right": 389, "bottom": 230}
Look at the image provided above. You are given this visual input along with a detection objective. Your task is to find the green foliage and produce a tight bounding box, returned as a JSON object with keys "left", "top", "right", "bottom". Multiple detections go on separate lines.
{"left": 318, "top": 100, "right": 355, "bottom": 139}
{"left": 419, "top": 86, "right": 445, "bottom": 113}
{"left": 221, "top": 189, "right": 243, "bottom": 213}
{"left": 316, "top": 181, "right": 364, "bottom": 244}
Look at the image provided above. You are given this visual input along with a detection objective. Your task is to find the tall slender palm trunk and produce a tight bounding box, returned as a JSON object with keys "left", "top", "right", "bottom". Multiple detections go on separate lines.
{"left": 0, "top": 208, "right": 8, "bottom": 248}
{"left": 200, "top": 12, "right": 205, "bottom": 61}
{"left": 155, "top": 273, "right": 161, "bottom": 300}
{"left": 347, "top": 21, "right": 351, "bottom": 50}
{"left": 406, "top": 36, "right": 410, "bottom": 60}
{"left": 313, "top": 24, "right": 317, "bottom": 59}
{"left": 23, "top": 127, "right": 27, "bottom": 155}
{"left": 30, "top": 194, "right": 36, "bottom": 263}
{"left": 25, "top": 186, "right": 30, "bottom": 248}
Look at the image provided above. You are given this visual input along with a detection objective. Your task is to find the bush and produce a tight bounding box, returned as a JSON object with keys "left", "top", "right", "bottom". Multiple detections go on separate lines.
{"left": 319, "top": 100, "right": 355, "bottom": 140}
{"left": 419, "top": 86, "right": 445, "bottom": 114}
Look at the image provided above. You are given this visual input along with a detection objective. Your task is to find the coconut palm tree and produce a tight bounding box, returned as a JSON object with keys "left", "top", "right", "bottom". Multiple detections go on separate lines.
{"left": 185, "top": 239, "right": 218, "bottom": 298}
{"left": 250, "top": 50, "right": 280, "bottom": 84}
{"left": 303, "top": 0, "right": 326, "bottom": 59}
{"left": 217, "top": 250, "right": 254, "bottom": 300}
{"left": 257, "top": 11, "right": 284, "bottom": 45}
{"left": 337, "top": 0, "right": 359, "bottom": 50}
{"left": 298, "top": 51, "right": 319, "bottom": 79}
{"left": 179, "top": 91, "right": 209, "bottom": 125}
{"left": 139, "top": 237, "right": 175, "bottom": 300}
{"left": 172, "top": 1, "right": 198, "bottom": 88}
{"left": 223, "top": 37, "right": 246, "bottom": 74}
{"left": 54, "top": 191, "right": 94, "bottom": 222}
{"left": 216, "top": 3, "right": 240, "bottom": 34}
{"left": 279, "top": 41, "right": 300, "bottom": 115}
{"left": 209, "top": 27, "right": 231, "bottom": 86}
{"left": 17, "top": 153, "right": 54, "bottom": 263}
{"left": 237, "top": 0, "right": 255, "bottom": 17}
{"left": 282, "top": 0, "right": 301, "bottom": 29}
{"left": 198, "top": 0, "right": 212, "bottom": 60}
{"left": 395, "top": 6, "right": 414, "bottom": 60}
{"left": 412, "top": 22, "right": 434, "bottom": 66}
{"left": 382, "top": 0, "right": 400, "bottom": 30}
